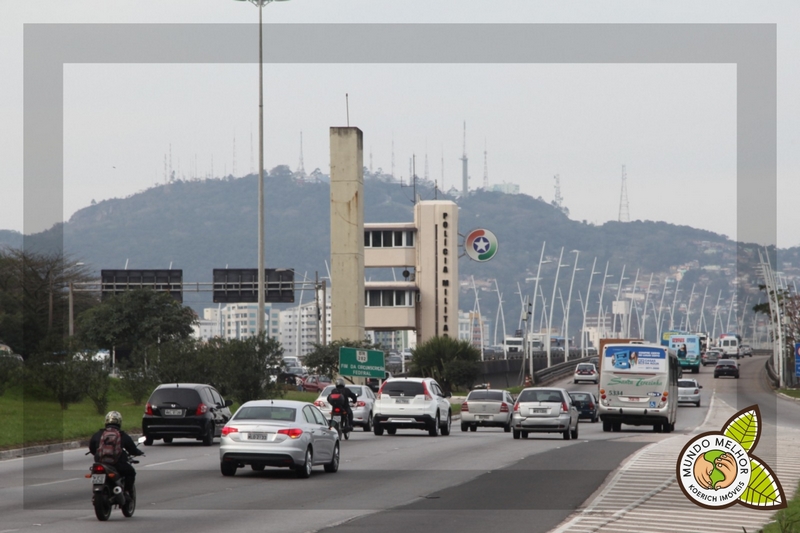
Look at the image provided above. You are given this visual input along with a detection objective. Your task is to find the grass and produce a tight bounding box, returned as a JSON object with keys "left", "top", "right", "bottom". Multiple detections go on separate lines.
{"left": 757, "top": 479, "right": 800, "bottom": 533}
{"left": 779, "top": 389, "right": 800, "bottom": 399}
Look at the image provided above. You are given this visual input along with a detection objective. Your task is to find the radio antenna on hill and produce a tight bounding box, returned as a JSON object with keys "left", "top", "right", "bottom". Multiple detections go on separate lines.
{"left": 618, "top": 165, "right": 630, "bottom": 222}
{"left": 553, "top": 174, "right": 563, "bottom": 208}
{"left": 297, "top": 131, "right": 306, "bottom": 180}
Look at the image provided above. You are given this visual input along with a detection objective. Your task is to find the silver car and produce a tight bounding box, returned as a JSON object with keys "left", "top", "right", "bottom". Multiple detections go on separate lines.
{"left": 314, "top": 385, "right": 376, "bottom": 432}
{"left": 219, "top": 400, "right": 340, "bottom": 478}
{"left": 702, "top": 349, "right": 722, "bottom": 366}
{"left": 677, "top": 379, "right": 702, "bottom": 407}
{"left": 511, "top": 387, "right": 579, "bottom": 440}
{"left": 460, "top": 389, "right": 514, "bottom": 432}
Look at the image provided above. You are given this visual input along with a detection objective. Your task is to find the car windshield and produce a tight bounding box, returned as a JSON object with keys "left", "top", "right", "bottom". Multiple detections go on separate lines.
{"left": 233, "top": 406, "right": 297, "bottom": 421}
{"left": 717, "top": 360, "right": 735, "bottom": 366}
{"left": 320, "top": 385, "right": 364, "bottom": 397}
{"left": 678, "top": 380, "right": 697, "bottom": 388}
{"left": 382, "top": 381, "right": 425, "bottom": 397}
{"left": 517, "top": 389, "right": 564, "bottom": 403}
{"left": 149, "top": 388, "right": 201, "bottom": 406}
{"left": 576, "top": 364, "right": 594, "bottom": 371}
{"left": 285, "top": 367, "right": 304, "bottom": 374}
{"left": 467, "top": 390, "right": 504, "bottom": 401}
{"left": 569, "top": 393, "right": 592, "bottom": 402}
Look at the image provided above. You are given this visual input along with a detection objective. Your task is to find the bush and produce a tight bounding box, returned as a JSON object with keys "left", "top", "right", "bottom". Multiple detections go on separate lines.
{"left": 410, "top": 336, "right": 481, "bottom": 394}
{"left": 217, "top": 333, "right": 284, "bottom": 404}
{"left": 0, "top": 355, "right": 23, "bottom": 397}
{"left": 28, "top": 354, "right": 88, "bottom": 410}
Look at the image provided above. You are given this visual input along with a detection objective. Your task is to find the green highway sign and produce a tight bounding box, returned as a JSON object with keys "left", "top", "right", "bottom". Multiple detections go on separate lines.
{"left": 339, "top": 347, "right": 385, "bottom": 379}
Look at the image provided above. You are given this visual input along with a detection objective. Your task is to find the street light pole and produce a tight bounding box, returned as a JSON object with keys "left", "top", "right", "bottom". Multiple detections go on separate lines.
{"left": 596, "top": 261, "right": 610, "bottom": 336}
{"left": 546, "top": 247, "right": 566, "bottom": 368}
{"left": 625, "top": 268, "right": 640, "bottom": 338}
{"left": 582, "top": 257, "right": 598, "bottom": 357}
{"left": 564, "top": 250, "right": 580, "bottom": 358}
{"left": 669, "top": 278, "right": 682, "bottom": 331}
{"left": 640, "top": 272, "right": 654, "bottom": 341}
{"left": 612, "top": 265, "right": 627, "bottom": 337}
{"left": 527, "top": 241, "right": 548, "bottom": 376}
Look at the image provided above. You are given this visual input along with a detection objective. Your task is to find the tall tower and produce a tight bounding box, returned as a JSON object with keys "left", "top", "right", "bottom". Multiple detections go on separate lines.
{"left": 460, "top": 121, "right": 469, "bottom": 197}
{"left": 553, "top": 174, "right": 563, "bottom": 208}
{"left": 483, "top": 139, "right": 488, "bottom": 189}
{"left": 297, "top": 131, "right": 306, "bottom": 180}
{"left": 618, "top": 165, "right": 630, "bottom": 222}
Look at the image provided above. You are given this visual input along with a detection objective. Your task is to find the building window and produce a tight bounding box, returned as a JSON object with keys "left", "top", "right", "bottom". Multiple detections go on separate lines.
{"left": 365, "top": 290, "right": 415, "bottom": 307}
{"left": 364, "top": 230, "right": 416, "bottom": 248}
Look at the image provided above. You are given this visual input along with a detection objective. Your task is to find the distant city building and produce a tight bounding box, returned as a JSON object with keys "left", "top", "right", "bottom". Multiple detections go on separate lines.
{"left": 192, "top": 304, "right": 280, "bottom": 342}
{"left": 280, "top": 289, "right": 331, "bottom": 358}
{"left": 490, "top": 182, "right": 520, "bottom": 194}
{"left": 457, "top": 311, "right": 491, "bottom": 349}
{"left": 367, "top": 330, "right": 416, "bottom": 352}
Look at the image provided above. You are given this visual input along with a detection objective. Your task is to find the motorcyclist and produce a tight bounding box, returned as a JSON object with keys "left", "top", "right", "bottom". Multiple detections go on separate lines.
{"left": 328, "top": 378, "right": 358, "bottom": 431}
{"left": 89, "top": 411, "right": 144, "bottom": 497}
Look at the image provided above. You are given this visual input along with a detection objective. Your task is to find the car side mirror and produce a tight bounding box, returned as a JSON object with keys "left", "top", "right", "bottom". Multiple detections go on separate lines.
{"left": 225, "top": 399, "right": 233, "bottom": 407}
{"left": 445, "top": 392, "right": 452, "bottom": 398}
{"left": 699, "top": 385, "right": 703, "bottom": 389}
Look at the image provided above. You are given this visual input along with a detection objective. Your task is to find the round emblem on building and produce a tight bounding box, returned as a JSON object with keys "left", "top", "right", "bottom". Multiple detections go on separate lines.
{"left": 465, "top": 229, "right": 498, "bottom": 262}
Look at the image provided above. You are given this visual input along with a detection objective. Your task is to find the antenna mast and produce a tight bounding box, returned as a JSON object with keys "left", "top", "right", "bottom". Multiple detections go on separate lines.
{"left": 618, "top": 164, "right": 630, "bottom": 222}
{"left": 460, "top": 121, "right": 468, "bottom": 197}
{"left": 483, "top": 138, "right": 488, "bottom": 189}
{"left": 553, "top": 174, "right": 563, "bottom": 208}
{"left": 297, "top": 131, "right": 306, "bottom": 181}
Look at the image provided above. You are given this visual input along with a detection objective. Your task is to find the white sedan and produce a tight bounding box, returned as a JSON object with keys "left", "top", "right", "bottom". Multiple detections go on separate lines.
{"left": 314, "top": 385, "right": 376, "bottom": 432}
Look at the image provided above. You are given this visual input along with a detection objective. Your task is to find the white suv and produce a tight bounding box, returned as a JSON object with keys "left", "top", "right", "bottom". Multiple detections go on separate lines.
{"left": 372, "top": 377, "right": 452, "bottom": 436}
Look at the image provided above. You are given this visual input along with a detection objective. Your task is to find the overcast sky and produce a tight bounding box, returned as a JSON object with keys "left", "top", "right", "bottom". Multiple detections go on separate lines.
{"left": 3, "top": 1, "right": 800, "bottom": 247}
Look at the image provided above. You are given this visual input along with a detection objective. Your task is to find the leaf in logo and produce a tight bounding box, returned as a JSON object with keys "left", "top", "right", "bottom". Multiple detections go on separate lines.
{"left": 722, "top": 405, "right": 761, "bottom": 453}
{"left": 740, "top": 455, "right": 787, "bottom": 509}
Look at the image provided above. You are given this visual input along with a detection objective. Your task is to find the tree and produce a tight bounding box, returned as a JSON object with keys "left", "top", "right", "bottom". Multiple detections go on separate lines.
{"left": 410, "top": 336, "right": 481, "bottom": 393}
{"left": 0, "top": 355, "right": 22, "bottom": 397}
{"left": 304, "top": 338, "right": 382, "bottom": 379}
{"left": 217, "top": 333, "right": 284, "bottom": 404}
{"left": 78, "top": 289, "right": 196, "bottom": 365}
{"left": 29, "top": 352, "right": 89, "bottom": 410}
{"left": 153, "top": 337, "right": 220, "bottom": 387}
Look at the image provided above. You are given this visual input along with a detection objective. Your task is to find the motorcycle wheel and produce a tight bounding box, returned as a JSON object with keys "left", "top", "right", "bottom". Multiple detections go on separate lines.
{"left": 122, "top": 485, "right": 136, "bottom": 518}
{"left": 94, "top": 492, "right": 112, "bottom": 521}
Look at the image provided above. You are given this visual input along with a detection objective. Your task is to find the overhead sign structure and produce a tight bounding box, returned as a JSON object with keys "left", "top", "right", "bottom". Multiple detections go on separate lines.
{"left": 339, "top": 347, "right": 385, "bottom": 379}
{"left": 100, "top": 269, "right": 183, "bottom": 302}
{"left": 464, "top": 228, "right": 498, "bottom": 262}
{"left": 213, "top": 268, "right": 295, "bottom": 303}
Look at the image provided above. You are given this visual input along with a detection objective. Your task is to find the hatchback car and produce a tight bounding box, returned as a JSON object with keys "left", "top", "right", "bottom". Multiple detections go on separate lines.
{"left": 714, "top": 359, "right": 740, "bottom": 379}
{"left": 573, "top": 363, "right": 599, "bottom": 384}
{"left": 302, "top": 375, "right": 332, "bottom": 393}
{"left": 702, "top": 349, "right": 722, "bottom": 366}
{"left": 568, "top": 391, "right": 598, "bottom": 422}
{"left": 739, "top": 344, "right": 754, "bottom": 358}
{"left": 314, "top": 384, "right": 376, "bottom": 431}
{"left": 460, "top": 389, "right": 514, "bottom": 432}
{"left": 677, "top": 379, "right": 702, "bottom": 407}
{"left": 511, "top": 387, "right": 579, "bottom": 440}
{"left": 219, "top": 400, "right": 339, "bottom": 478}
{"left": 142, "top": 383, "right": 232, "bottom": 446}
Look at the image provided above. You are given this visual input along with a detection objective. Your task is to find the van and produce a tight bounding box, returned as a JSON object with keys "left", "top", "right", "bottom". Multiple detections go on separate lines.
{"left": 719, "top": 337, "right": 739, "bottom": 359}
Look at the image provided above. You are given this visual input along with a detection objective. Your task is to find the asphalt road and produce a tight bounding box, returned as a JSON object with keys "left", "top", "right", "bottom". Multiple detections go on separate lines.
{"left": 1, "top": 356, "right": 794, "bottom": 533}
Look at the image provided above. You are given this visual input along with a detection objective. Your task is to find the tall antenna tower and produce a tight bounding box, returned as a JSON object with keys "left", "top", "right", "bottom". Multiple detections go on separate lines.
{"left": 232, "top": 133, "right": 238, "bottom": 178}
{"left": 483, "top": 139, "right": 488, "bottom": 189}
{"left": 250, "top": 126, "right": 254, "bottom": 174}
{"left": 369, "top": 148, "right": 373, "bottom": 173}
{"left": 297, "top": 131, "right": 306, "bottom": 180}
{"left": 553, "top": 174, "right": 563, "bottom": 208}
{"left": 169, "top": 144, "right": 173, "bottom": 182}
{"left": 618, "top": 164, "right": 630, "bottom": 222}
{"left": 460, "top": 121, "right": 469, "bottom": 197}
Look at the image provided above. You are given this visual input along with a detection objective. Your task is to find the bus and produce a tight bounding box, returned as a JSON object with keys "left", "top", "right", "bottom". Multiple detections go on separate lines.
{"left": 598, "top": 342, "right": 679, "bottom": 433}
{"left": 668, "top": 334, "right": 701, "bottom": 374}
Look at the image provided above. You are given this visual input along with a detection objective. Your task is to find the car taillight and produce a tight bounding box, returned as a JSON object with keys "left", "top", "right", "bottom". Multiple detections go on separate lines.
{"left": 221, "top": 426, "right": 238, "bottom": 436}
{"left": 195, "top": 403, "right": 208, "bottom": 415}
{"left": 500, "top": 402, "right": 509, "bottom": 413}
{"left": 145, "top": 403, "right": 153, "bottom": 416}
{"left": 561, "top": 401, "right": 569, "bottom": 413}
{"left": 357, "top": 401, "right": 366, "bottom": 407}
{"left": 461, "top": 402, "right": 469, "bottom": 412}
{"left": 278, "top": 428, "right": 303, "bottom": 439}
{"left": 314, "top": 400, "right": 324, "bottom": 407}
{"left": 589, "top": 403, "right": 595, "bottom": 409}
{"left": 694, "top": 389, "right": 699, "bottom": 394}
{"left": 422, "top": 382, "right": 433, "bottom": 401}
{"left": 513, "top": 403, "right": 519, "bottom": 412}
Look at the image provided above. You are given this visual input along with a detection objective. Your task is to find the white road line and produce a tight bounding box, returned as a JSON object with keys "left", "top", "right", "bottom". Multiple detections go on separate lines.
{"left": 29, "top": 477, "right": 82, "bottom": 487}
{"left": 145, "top": 458, "right": 187, "bottom": 468}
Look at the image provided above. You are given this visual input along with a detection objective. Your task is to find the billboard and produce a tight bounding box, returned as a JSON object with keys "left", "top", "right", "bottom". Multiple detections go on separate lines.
{"left": 603, "top": 345, "right": 667, "bottom": 373}
{"left": 100, "top": 269, "right": 183, "bottom": 302}
{"left": 212, "top": 268, "right": 295, "bottom": 303}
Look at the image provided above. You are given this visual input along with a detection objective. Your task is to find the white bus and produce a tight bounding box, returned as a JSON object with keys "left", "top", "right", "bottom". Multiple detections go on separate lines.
{"left": 598, "top": 342, "right": 679, "bottom": 433}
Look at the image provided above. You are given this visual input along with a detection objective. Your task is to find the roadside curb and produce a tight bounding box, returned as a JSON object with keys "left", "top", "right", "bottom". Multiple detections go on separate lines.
{"left": 777, "top": 391, "right": 800, "bottom": 402}
{"left": 0, "top": 433, "right": 143, "bottom": 462}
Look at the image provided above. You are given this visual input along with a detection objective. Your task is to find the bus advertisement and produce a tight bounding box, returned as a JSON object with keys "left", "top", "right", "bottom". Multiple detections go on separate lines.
{"left": 668, "top": 334, "right": 701, "bottom": 374}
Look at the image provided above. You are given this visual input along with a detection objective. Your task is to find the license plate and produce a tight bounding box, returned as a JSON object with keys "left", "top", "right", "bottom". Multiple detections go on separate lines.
{"left": 531, "top": 408, "right": 548, "bottom": 414}
{"left": 91, "top": 474, "right": 106, "bottom": 484}
{"left": 395, "top": 398, "right": 410, "bottom": 404}
{"left": 476, "top": 415, "right": 491, "bottom": 420}
{"left": 247, "top": 433, "right": 269, "bottom": 440}
{"left": 163, "top": 409, "right": 182, "bottom": 416}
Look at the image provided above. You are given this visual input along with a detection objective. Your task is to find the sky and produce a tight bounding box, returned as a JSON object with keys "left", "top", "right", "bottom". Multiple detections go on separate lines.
{"left": 3, "top": 1, "right": 800, "bottom": 247}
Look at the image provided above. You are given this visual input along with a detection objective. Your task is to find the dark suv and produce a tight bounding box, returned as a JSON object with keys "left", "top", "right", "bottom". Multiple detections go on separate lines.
{"left": 142, "top": 383, "right": 232, "bottom": 446}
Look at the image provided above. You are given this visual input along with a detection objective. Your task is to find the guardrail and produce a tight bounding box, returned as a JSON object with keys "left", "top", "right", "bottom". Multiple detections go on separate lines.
{"left": 534, "top": 356, "right": 591, "bottom": 385}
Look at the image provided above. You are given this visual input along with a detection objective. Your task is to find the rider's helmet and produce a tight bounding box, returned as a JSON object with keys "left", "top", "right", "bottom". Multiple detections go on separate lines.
{"left": 104, "top": 411, "right": 122, "bottom": 428}
{"left": 335, "top": 377, "right": 345, "bottom": 388}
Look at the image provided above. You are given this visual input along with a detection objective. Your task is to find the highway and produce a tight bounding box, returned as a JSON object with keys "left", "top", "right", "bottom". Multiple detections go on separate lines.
{"left": 1, "top": 356, "right": 797, "bottom": 533}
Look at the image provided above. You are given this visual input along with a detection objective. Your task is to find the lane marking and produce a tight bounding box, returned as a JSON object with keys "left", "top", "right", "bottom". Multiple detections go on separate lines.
{"left": 29, "top": 478, "right": 82, "bottom": 487}
{"left": 145, "top": 459, "right": 186, "bottom": 468}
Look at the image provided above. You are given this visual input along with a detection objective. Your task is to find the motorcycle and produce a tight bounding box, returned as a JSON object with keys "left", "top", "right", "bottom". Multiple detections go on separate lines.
{"left": 85, "top": 437, "right": 146, "bottom": 521}
{"left": 329, "top": 403, "right": 353, "bottom": 441}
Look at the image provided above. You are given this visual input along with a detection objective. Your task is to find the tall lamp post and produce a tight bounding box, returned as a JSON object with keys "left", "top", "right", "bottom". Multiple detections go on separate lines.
{"left": 526, "top": 241, "right": 549, "bottom": 377}
{"left": 235, "top": 0, "right": 290, "bottom": 334}
{"left": 596, "top": 261, "right": 611, "bottom": 337}
{"left": 564, "top": 250, "right": 581, "bottom": 358}
{"left": 581, "top": 257, "right": 599, "bottom": 357}
{"left": 546, "top": 247, "right": 567, "bottom": 368}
